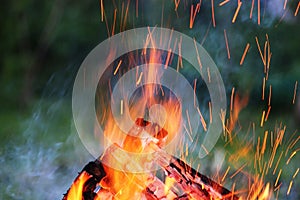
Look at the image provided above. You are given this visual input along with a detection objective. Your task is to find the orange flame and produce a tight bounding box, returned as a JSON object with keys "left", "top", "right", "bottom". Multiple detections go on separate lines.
{"left": 95, "top": 39, "right": 182, "bottom": 199}
{"left": 66, "top": 172, "right": 91, "bottom": 200}
{"left": 226, "top": 91, "right": 249, "bottom": 144}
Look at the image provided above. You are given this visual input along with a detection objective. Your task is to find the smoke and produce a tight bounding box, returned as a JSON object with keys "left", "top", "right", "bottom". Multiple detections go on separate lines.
{"left": 0, "top": 67, "right": 92, "bottom": 200}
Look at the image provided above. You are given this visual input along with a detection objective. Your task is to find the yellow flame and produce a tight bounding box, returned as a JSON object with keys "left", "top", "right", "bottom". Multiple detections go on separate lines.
{"left": 66, "top": 172, "right": 91, "bottom": 200}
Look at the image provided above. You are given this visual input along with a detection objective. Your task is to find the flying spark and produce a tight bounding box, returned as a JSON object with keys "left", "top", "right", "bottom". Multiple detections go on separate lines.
{"left": 224, "top": 29, "right": 231, "bottom": 59}
{"left": 232, "top": 1, "right": 242, "bottom": 23}
{"left": 240, "top": 43, "right": 250, "bottom": 65}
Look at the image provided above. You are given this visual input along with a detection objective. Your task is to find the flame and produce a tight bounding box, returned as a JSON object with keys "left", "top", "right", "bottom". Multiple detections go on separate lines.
{"left": 164, "top": 176, "right": 176, "bottom": 195}
{"left": 66, "top": 171, "right": 91, "bottom": 200}
{"left": 258, "top": 183, "right": 270, "bottom": 200}
{"left": 99, "top": 164, "right": 151, "bottom": 199}
{"left": 95, "top": 39, "right": 182, "bottom": 199}
{"left": 248, "top": 180, "right": 271, "bottom": 200}
{"left": 100, "top": 46, "right": 182, "bottom": 152}
{"left": 227, "top": 91, "right": 249, "bottom": 141}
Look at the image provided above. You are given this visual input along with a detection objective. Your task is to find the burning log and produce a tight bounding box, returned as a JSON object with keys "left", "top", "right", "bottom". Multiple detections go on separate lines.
{"left": 63, "top": 119, "right": 239, "bottom": 200}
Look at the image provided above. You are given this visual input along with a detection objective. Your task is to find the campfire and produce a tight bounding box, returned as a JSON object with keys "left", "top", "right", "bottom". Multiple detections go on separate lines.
{"left": 67, "top": 26, "right": 287, "bottom": 199}
{"left": 63, "top": 118, "right": 239, "bottom": 200}
{"left": 66, "top": 27, "right": 240, "bottom": 199}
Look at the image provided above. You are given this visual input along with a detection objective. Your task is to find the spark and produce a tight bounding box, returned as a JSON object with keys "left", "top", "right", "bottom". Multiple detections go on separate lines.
{"left": 167, "top": 28, "right": 175, "bottom": 50}
{"left": 207, "top": 67, "right": 211, "bottom": 83}
{"left": 263, "top": 41, "right": 267, "bottom": 73}
{"left": 240, "top": 43, "right": 250, "bottom": 65}
{"left": 219, "top": 0, "right": 230, "bottom": 7}
{"left": 136, "top": 72, "right": 143, "bottom": 85}
{"left": 293, "top": 168, "right": 299, "bottom": 179}
{"left": 211, "top": 0, "right": 216, "bottom": 27}
{"left": 260, "top": 110, "right": 265, "bottom": 127}
{"left": 174, "top": 0, "right": 180, "bottom": 11}
{"left": 165, "top": 48, "right": 172, "bottom": 67}
{"left": 147, "top": 26, "right": 157, "bottom": 49}
{"left": 268, "top": 85, "right": 272, "bottom": 106}
{"left": 196, "top": 107, "right": 207, "bottom": 132}
{"left": 287, "top": 180, "right": 293, "bottom": 195}
{"left": 288, "top": 135, "right": 300, "bottom": 150}
{"left": 111, "top": 9, "right": 117, "bottom": 36}
{"left": 262, "top": 77, "right": 266, "bottom": 100}
{"left": 292, "top": 81, "right": 298, "bottom": 104}
{"left": 255, "top": 37, "right": 266, "bottom": 67}
{"left": 286, "top": 151, "right": 297, "bottom": 165}
{"left": 261, "top": 131, "right": 268, "bottom": 154}
{"left": 269, "top": 129, "right": 285, "bottom": 168}
{"left": 224, "top": 29, "right": 231, "bottom": 59}
{"left": 250, "top": 0, "right": 255, "bottom": 19}
{"left": 230, "top": 163, "right": 247, "bottom": 179}
{"left": 120, "top": 99, "right": 124, "bottom": 115}
{"left": 256, "top": 137, "right": 261, "bottom": 171}
{"left": 100, "top": 0, "right": 104, "bottom": 21}
{"left": 232, "top": 1, "right": 242, "bottom": 23}
{"left": 221, "top": 166, "right": 231, "bottom": 182}
{"left": 230, "top": 183, "right": 236, "bottom": 199}
{"left": 230, "top": 87, "right": 235, "bottom": 111}
{"left": 178, "top": 36, "right": 183, "bottom": 69}
{"left": 194, "top": 38, "right": 203, "bottom": 71}
{"left": 209, "top": 101, "right": 212, "bottom": 124}
{"left": 295, "top": 1, "right": 300, "bottom": 16}
{"left": 185, "top": 143, "right": 189, "bottom": 157}
{"left": 189, "top": 2, "right": 201, "bottom": 29}
{"left": 180, "top": 124, "right": 193, "bottom": 143}
{"left": 113, "top": 60, "right": 123, "bottom": 75}
{"left": 258, "top": 0, "right": 261, "bottom": 25}
{"left": 274, "top": 182, "right": 282, "bottom": 192}
{"left": 201, "top": 144, "right": 209, "bottom": 155}
{"left": 270, "top": 130, "right": 273, "bottom": 148}
{"left": 122, "top": 0, "right": 130, "bottom": 31}
{"left": 220, "top": 109, "right": 226, "bottom": 135}
{"left": 274, "top": 169, "right": 282, "bottom": 187}
{"left": 264, "top": 106, "right": 271, "bottom": 122}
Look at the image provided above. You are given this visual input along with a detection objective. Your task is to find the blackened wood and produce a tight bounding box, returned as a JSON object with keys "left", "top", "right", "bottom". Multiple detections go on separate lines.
{"left": 62, "top": 160, "right": 106, "bottom": 200}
